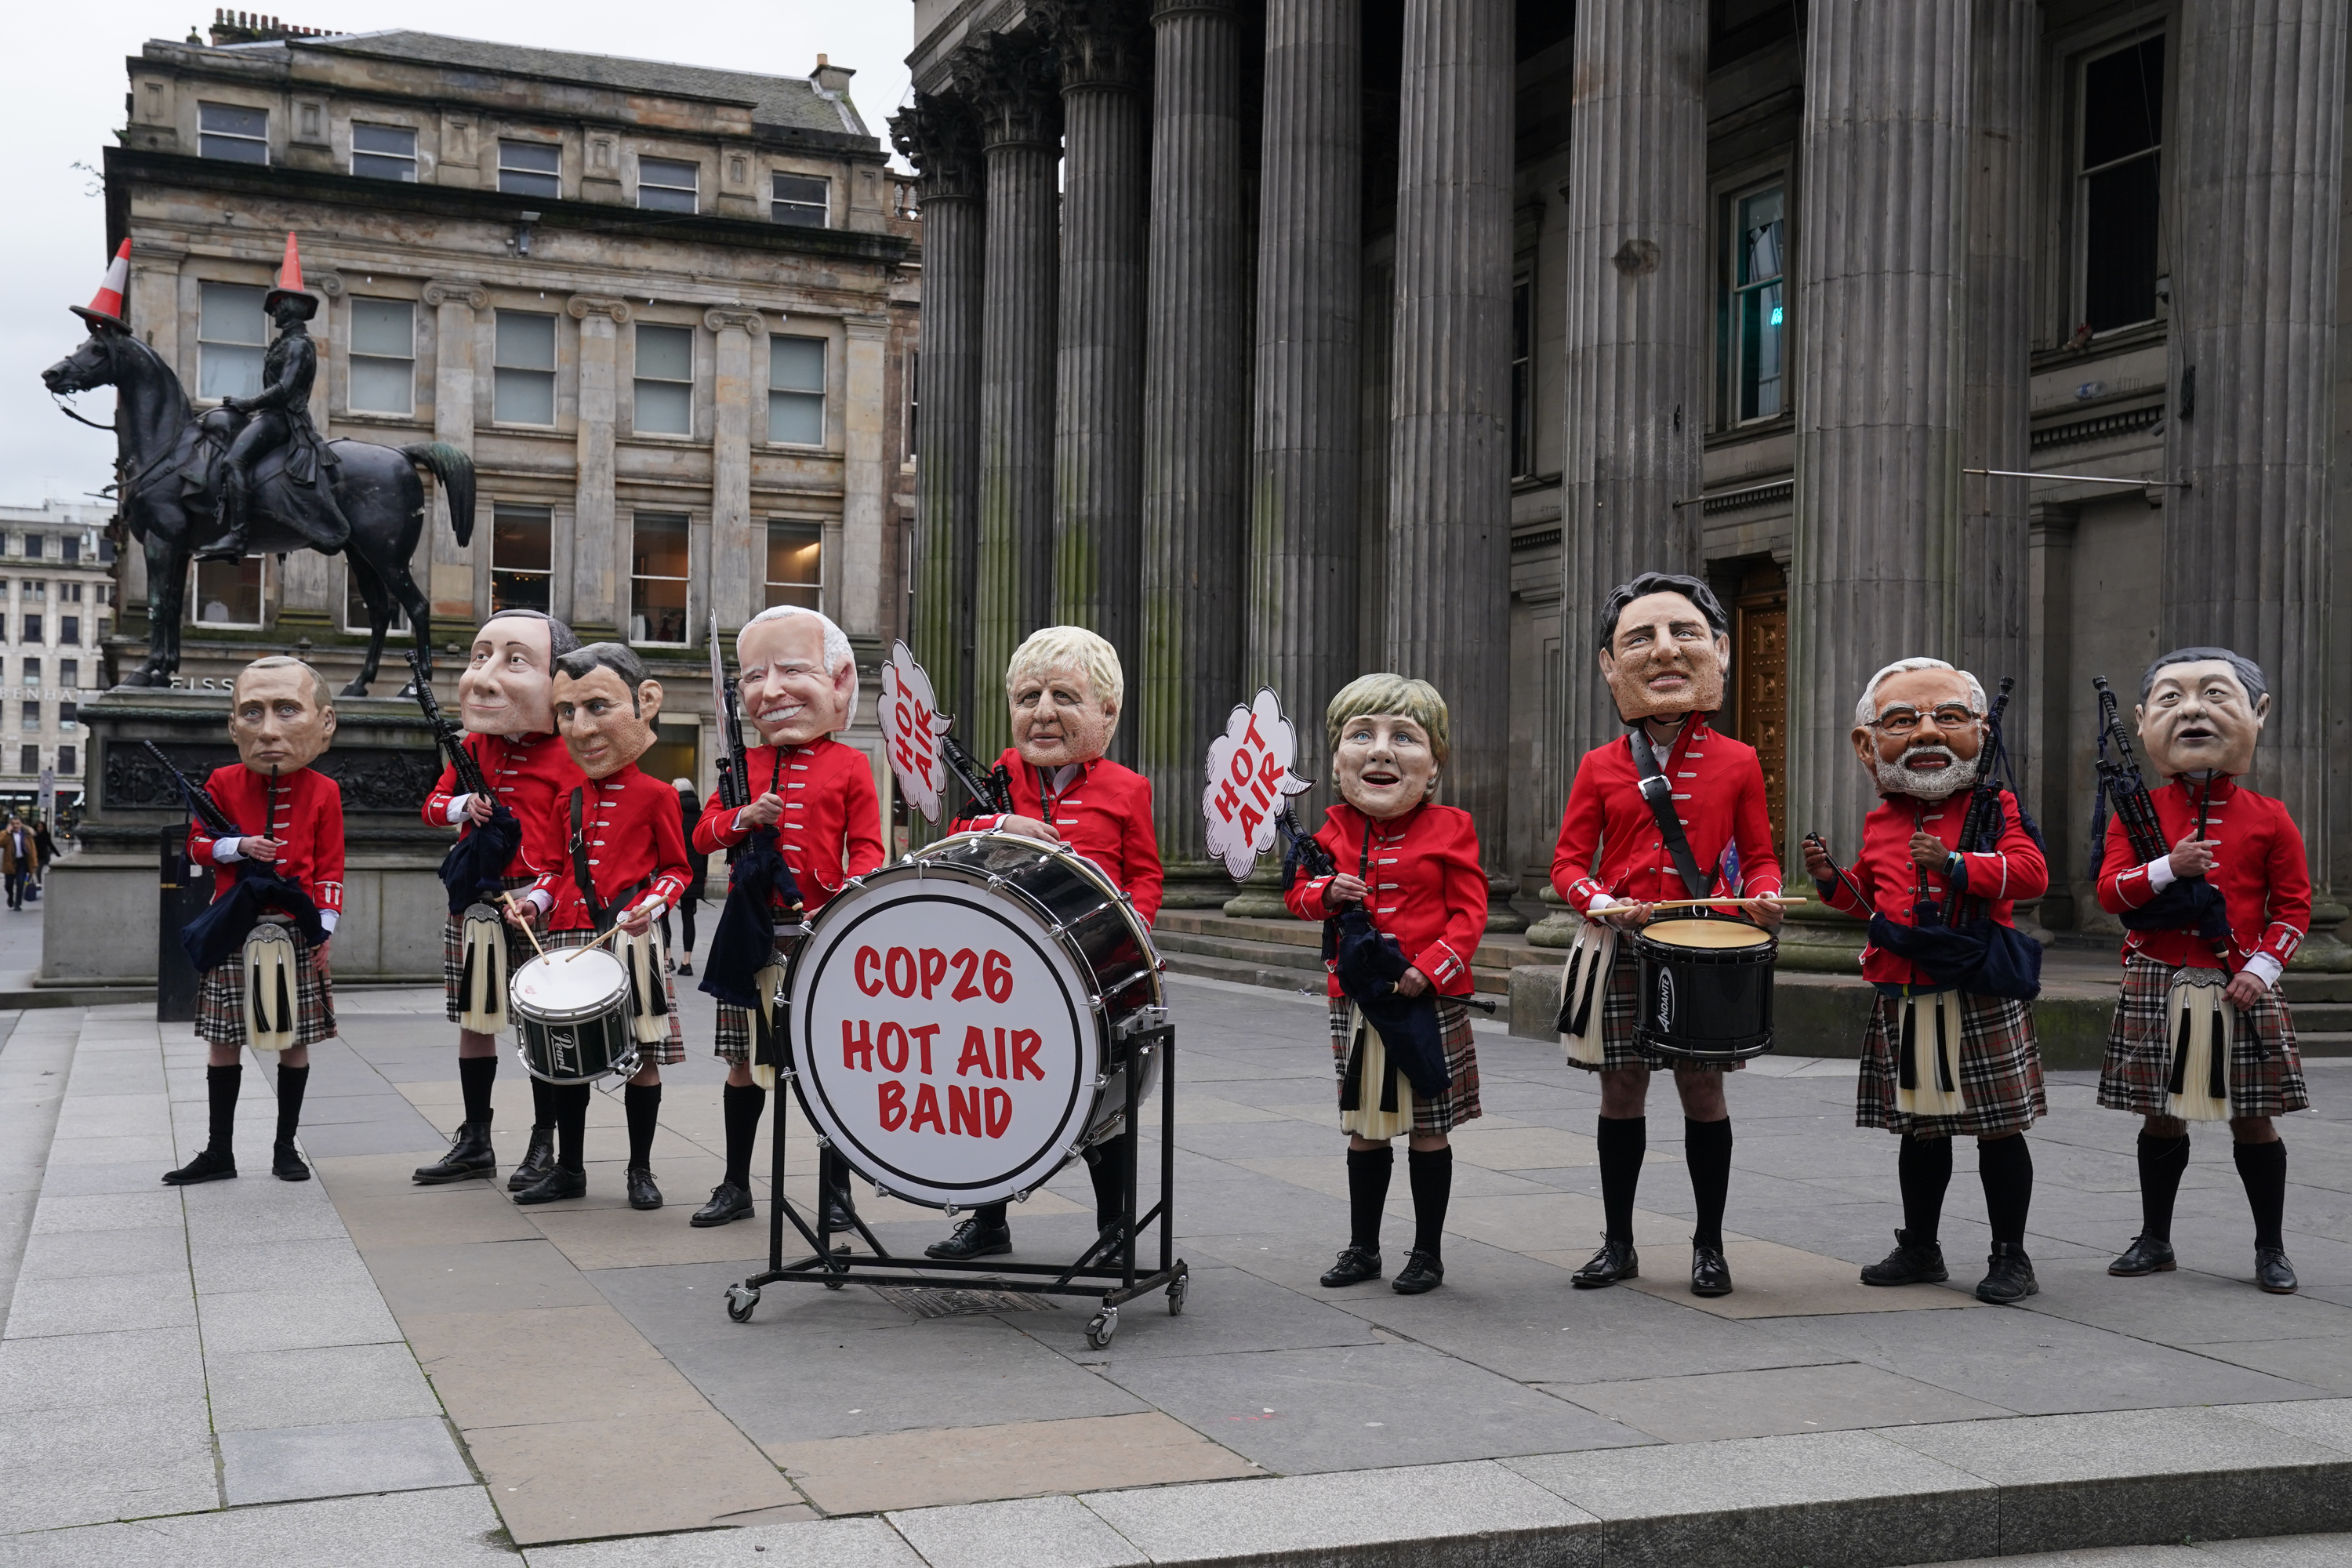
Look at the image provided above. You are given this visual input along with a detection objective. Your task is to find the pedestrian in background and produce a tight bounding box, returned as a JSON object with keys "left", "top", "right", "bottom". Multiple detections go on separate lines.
{"left": 2, "top": 815, "right": 39, "bottom": 910}
{"left": 668, "top": 777, "right": 709, "bottom": 976}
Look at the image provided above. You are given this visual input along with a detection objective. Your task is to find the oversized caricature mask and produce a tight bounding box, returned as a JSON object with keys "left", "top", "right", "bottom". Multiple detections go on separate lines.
{"left": 1327, "top": 673, "right": 1449, "bottom": 821}
{"left": 1007, "top": 627, "right": 1121, "bottom": 771}
{"left": 1599, "top": 583, "right": 1728, "bottom": 724}
{"left": 1849, "top": 661, "right": 1984, "bottom": 800}
{"left": 739, "top": 612, "right": 855, "bottom": 746}
{"left": 228, "top": 658, "right": 336, "bottom": 774}
{"left": 553, "top": 645, "right": 663, "bottom": 781}
{"left": 459, "top": 614, "right": 563, "bottom": 736}
{"left": 2138, "top": 650, "right": 2270, "bottom": 779}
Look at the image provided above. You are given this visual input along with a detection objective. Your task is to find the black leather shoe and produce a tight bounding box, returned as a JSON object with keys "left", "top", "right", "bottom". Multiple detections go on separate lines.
{"left": 271, "top": 1140, "right": 310, "bottom": 1181}
{"left": 162, "top": 1147, "right": 237, "bottom": 1185}
{"left": 1861, "top": 1229, "right": 1949, "bottom": 1287}
{"left": 2108, "top": 1234, "right": 2177, "bottom": 1276}
{"left": 506, "top": 1127, "right": 555, "bottom": 1192}
{"left": 2256, "top": 1247, "right": 2299, "bottom": 1294}
{"left": 1319, "top": 1246, "right": 1382, "bottom": 1288}
{"left": 626, "top": 1166, "right": 662, "bottom": 1211}
{"left": 1392, "top": 1248, "right": 1445, "bottom": 1294}
{"left": 925, "top": 1218, "right": 1011, "bottom": 1259}
{"left": 1690, "top": 1242, "right": 1733, "bottom": 1298}
{"left": 1977, "top": 1242, "right": 2039, "bottom": 1305}
{"left": 675, "top": 960, "right": 693, "bottom": 976}
{"left": 825, "top": 1185, "right": 858, "bottom": 1233}
{"left": 414, "top": 1120, "right": 496, "bottom": 1185}
{"left": 691, "top": 1181, "right": 753, "bottom": 1228}
{"left": 514, "top": 1167, "right": 586, "bottom": 1205}
{"left": 1572, "top": 1236, "right": 1639, "bottom": 1288}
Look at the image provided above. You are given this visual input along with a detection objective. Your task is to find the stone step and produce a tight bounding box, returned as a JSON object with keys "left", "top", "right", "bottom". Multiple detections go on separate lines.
{"left": 2299, "top": 1031, "right": 2352, "bottom": 1058}
{"left": 2292, "top": 1002, "right": 2352, "bottom": 1033}
{"left": 1157, "top": 909, "right": 1551, "bottom": 975}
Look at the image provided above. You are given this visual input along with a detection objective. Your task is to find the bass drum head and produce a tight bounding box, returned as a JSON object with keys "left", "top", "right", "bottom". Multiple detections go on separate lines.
{"left": 787, "top": 863, "right": 1107, "bottom": 1208}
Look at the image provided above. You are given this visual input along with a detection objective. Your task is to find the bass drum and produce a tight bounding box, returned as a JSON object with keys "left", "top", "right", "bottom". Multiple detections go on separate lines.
{"left": 782, "top": 830, "right": 1165, "bottom": 1209}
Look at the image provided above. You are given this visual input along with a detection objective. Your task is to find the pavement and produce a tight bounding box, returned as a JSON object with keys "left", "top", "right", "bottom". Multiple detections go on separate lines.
{"left": 7, "top": 955, "right": 2352, "bottom": 1565}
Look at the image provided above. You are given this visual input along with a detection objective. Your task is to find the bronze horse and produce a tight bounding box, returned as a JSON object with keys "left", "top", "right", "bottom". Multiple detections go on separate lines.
{"left": 43, "top": 325, "right": 469, "bottom": 695}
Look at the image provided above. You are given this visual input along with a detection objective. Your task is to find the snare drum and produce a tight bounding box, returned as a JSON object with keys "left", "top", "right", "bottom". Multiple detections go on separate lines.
{"left": 510, "top": 948, "right": 641, "bottom": 1084}
{"left": 782, "top": 830, "right": 1167, "bottom": 1209}
{"left": 1630, "top": 916, "right": 1777, "bottom": 1063}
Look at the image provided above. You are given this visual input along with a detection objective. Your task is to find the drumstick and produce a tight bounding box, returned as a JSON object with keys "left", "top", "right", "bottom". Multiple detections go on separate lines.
{"left": 1639, "top": 895, "right": 1809, "bottom": 911}
{"left": 497, "top": 891, "right": 546, "bottom": 958}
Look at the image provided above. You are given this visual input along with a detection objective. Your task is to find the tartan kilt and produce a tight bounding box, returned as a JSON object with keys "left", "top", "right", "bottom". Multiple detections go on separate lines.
{"left": 196, "top": 926, "right": 336, "bottom": 1049}
{"left": 539, "top": 926, "right": 684, "bottom": 1065}
{"left": 1566, "top": 948, "right": 1747, "bottom": 1075}
{"left": 1856, "top": 990, "right": 2044, "bottom": 1138}
{"left": 2098, "top": 955, "right": 2309, "bottom": 1118}
{"left": 441, "top": 874, "right": 541, "bottom": 1023}
{"left": 1327, "top": 996, "right": 1481, "bottom": 1135}
{"left": 714, "top": 934, "right": 800, "bottom": 1065}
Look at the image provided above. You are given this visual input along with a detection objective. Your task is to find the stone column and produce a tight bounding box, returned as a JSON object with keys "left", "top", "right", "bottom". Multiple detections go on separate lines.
{"left": 2027, "top": 500, "right": 2080, "bottom": 927}
{"left": 957, "top": 31, "right": 1064, "bottom": 764}
{"left": 1386, "top": 0, "right": 1516, "bottom": 912}
{"left": 567, "top": 295, "right": 630, "bottom": 638}
{"left": 1558, "top": 0, "right": 1708, "bottom": 771}
{"left": 1141, "top": 0, "right": 1251, "bottom": 908}
{"left": 1036, "top": 0, "right": 1150, "bottom": 733}
{"left": 889, "top": 96, "right": 987, "bottom": 733}
{"left": 841, "top": 314, "right": 892, "bottom": 642}
{"left": 704, "top": 307, "right": 763, "bottom": 638}
{"left": 1786, "top": 2, "right": 1974, "bottom": 848}
{"left": 2164, "top": 0, "right": 2348, "bottom": 962}
{"left": 423, "top": 278, "right": 487, "bottom": 624}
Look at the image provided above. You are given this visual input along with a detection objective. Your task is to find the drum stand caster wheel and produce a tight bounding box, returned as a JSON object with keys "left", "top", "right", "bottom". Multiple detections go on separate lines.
{"left": 1085, "top": 1305, "right": 1120, "bottom": 1349}
{"left": 1167, "top": 1276, "right": 1187, "bottom": 1317}
{"left": 724, "top": 1283, "right": 760, "bottom": 1323}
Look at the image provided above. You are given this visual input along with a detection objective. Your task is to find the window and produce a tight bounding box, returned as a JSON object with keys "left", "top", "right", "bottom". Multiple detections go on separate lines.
{"left": 187, "top": 557, "right": 262, "bottom": 627}
{"left": 20, "top": 615, "right": 38, "bottom": 644}
{"left": 60, "top": 702, "right": 77, "bottom": 728}
{"left": 764, "top": 521, "right": 822, "bottom": 610}
{"left": 493, "top": 312, "right": 557, "bottom": 425}
{"left": 768, "top": 336, "right": 826, "bottom": 445}
{"left": 1509, "top": 276, "right": 1535, "bottom": 480}
{"left": 772, "top": 173, "right": 829, "bottom": 227}
{"left": 20, "top": 702, "right": 38, "bottom": 728}
{"left": 630, "top": 512, "right": 690, "bottom": 644}
{"left": 344, "top": 570, "right": 411, "bottom": 633}
{"left": 346, "top": 298, "right": 416, "bottom": 415}
{"left": 633, "top": 325, "right": 693, "bottom": 436}
{"left": 60, "top": 537, "right": 78, "bottom": 564}
{"left": 1730, "top": 184, "right": 1788, "bottom": 423}
{"left": 18, "top": 748, "right": 34, "bottom": 776}
{"left": 61, "top": 617, "right": 80, "bottom": 645}
{"left": 20, "top": 659, "right": 36, "bottom": 683}
{"left": 906, "top": 348, "right": 919, "bottom": 457}
{"left": 498, "top": 140, "right": 561, "bottom": 198}
{"left": 59, "top": 659, "right": 76, "bottom": 689}
{"left": 24, "top": 582, "right": 43, "bottom": 601}
{"left": 22, "top": 537, "right": 42, "bottom": 560}
{"left": 57, "top": 746, "right": 74, "bottom": 775}
{"left": 198, "top": 102, "right": 267, "bottom": 164}
{"left": 2080, "top": 34, "right": 2165, "bottom": 334}
{"left": 198, "top": 283, "right": 267, "bottom": 402}
{"left": 638, "top": 157, "right": 698, "bottom": 212}
{"left": 60, "top": 583, "right": 80, "bottom": 604}
{"left": 491, "top": 504, "right": 553, "bottom": 612}
{"left": 351, "top": 122, "right": 418, "bottom": 181}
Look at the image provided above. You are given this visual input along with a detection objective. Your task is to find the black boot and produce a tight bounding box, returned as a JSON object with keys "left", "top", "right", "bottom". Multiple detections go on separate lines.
{"left": 272, "top": 1141, "right": 310, "bottom": 1181}
{"left": 272, "top": 1063, "right": 310, "bottom": 1181}
{"left": 507, "top": 1125, "right": 556, "bottom": 1192}
{"left": 199, "top": 469, "right": 254, "bottom": 561}
{"left": 1861, "top": 1229, "right": 1949, "bottom": 1287}
{"left": 927, "top": 1209, "right": 1011, "bottom": 1259}
{"left": 1977, "top": 1241, "right": 2038, "bottom": 1305}
{"left": 415, "top": 1119, "right": 498, "bottom": 1185}
{"left": 165, "top": 1065, "right": 241, "bottom": 1185}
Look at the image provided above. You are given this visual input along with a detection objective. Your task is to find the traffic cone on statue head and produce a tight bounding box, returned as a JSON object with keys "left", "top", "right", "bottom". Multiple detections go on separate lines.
{"left": 71, "top": 239, "right": 132, "bottom": 332}
{"left": 263, "top": 232, "right": 318, "bottom": 320}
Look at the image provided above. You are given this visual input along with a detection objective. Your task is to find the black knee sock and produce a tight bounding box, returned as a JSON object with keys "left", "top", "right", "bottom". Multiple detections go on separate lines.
{"left": 1408, "top": 1145, "right": 1453, "bottom": 1258}
{"left": 1087, "top": 1134, "right": 1131, "bottom": 1230}
{"left": 529, "top": 1073, "right": 555, "bottom": 1134}
{"left": 2234, "top": 1138, "right": 2288, "bottom": 1250}
{"left": 975, "top": 1202, "right": 1007, "bottom": 1231}
{"left": 1596, "top": 1115, "right": 1646, "bottom": 1243}
{"left": 459, "top": 1054, "right": 496, "bottom": 1127}
{"left": 554, "top": 1083, "right": 590, "bottom": 1173}
{"left": 1899, "top": 1134, "right": 1954, "bottom": 1245}
{"left": 721, "top": 1081, "right": 766, "bottom": 1189}
{"left": 1346, "top": 1144, "right": 1395, "bottom": 1252}
{"left": 274, "top": 1063, "right": 308, "bottom": 1146}
{"left": 623, "top": 1083, "right": 660, "bottom": 1171}
{"left": 1977, "top": 1134, "right": 2034, "bottom": 1250}
{"left": 1686, "top": 1116, "right": 1733, "bottom": 1250}
{"left": 2138, "top": 1131, "right": 2192, "bottom": 1241}
{"left": 206, "top": 1063, "right": 242, "bottom": 1156}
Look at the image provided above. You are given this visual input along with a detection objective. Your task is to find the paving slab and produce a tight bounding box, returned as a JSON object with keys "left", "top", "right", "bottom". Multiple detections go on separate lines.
{"left": 219, "top": 1413, "right": 474, "bottom": 1505}
{"left": 0, "top": 1396, "right": 217, "bottom": 1533}
{"left": 887, "top": 1494, "right": 1149, "bottom": 1568}
{"left": 520, "top": 1516, "right": 923, "bottom": 1568}
{"left": 464, "top": 1406, "right": 804, "bottom": 1545}
{"left": 0, "top": 1485, "right": 512, "bottom": 1567}
{"left": 205, "top": 1339, "right": 442, "bottom": 1432}
{"left": 0, "top": 1324, "right": 203, "bottom": 1416}
{"left": 2, "top": 1266, "right": 194, "bottom": 1338}
{"left": 768, "top": 1411, "right": 1259, "bottom": 1514}
{"left": 1552, "top": 1359, "right": 2014, "bottom": 1441}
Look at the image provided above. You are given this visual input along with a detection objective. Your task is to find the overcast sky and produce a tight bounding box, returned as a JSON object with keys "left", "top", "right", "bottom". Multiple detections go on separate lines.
{"left": 5, "top": 2, "right": 914, "bottom": 508}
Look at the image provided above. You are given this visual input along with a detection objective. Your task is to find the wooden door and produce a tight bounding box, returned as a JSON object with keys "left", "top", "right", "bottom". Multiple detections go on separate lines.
{"left": 1727, "top": 561, "right": 1788, "bottom": 854}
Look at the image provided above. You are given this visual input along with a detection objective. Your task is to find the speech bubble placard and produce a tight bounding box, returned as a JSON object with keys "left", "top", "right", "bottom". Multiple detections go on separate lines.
{"left": 880, "top": 641, "right": 952, "bottom": 824}
{"left": 1202, "top": 688, "right": 1313, "bottom": 881}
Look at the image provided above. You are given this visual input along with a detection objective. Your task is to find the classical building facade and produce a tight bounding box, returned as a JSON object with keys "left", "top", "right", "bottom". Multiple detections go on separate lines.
{"left": 0, "top": 501, "right": 116, "bottom": 812}
{"left": 95, "top": 20, "right": 920, "bottom": 807}
{"left": 900, "top": 0, "right": 2352, "bottom": 964}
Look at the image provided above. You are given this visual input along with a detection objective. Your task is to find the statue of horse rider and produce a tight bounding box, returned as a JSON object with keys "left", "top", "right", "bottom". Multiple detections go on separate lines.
{"left": 205, "top": 233, "right": 350, "bottom": 561}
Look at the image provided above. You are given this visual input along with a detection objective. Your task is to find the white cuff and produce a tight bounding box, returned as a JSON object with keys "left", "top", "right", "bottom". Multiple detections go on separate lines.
{"left": 525, "top": 888, "right": 554, "bottom": 914}
{"left": 445, "top": 794, "right": 474, "bottom": 825}
{"left": 732, "top": 808, "right": 754, "bottom": 834}
{"left": 318, "top": 909, "right": 339, "bottom": 935}
{"left": 2243, "top": 953, "right": 2284, "bottom": 990}
{"left": 2145, "top": 855, "right": 2178, "bottom": 893}
{"left": 212, "top": 837, "right": 244, "bottom": 863}
{"left": 1584, "top": 893, "right": 1617, "bottom": 913}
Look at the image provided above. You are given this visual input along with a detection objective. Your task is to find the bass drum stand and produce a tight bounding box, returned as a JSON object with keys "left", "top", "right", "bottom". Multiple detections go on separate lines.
{"left": 721, "top": 1018, "right": 1185, "bottom": 1349}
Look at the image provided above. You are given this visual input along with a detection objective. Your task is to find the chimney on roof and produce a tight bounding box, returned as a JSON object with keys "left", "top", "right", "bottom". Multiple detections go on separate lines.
{"left": 811, "top": 55, "right": 855, "bottom": 97}
{"left": 207, "top": 8, "right": 339, "bottom": 45}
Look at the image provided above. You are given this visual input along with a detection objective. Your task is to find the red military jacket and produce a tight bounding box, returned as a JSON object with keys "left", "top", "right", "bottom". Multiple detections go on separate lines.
{"left": 693, "top": 737, "right": 887, "bottom": 916}
{"left": 528, "top": 762, "right": 693, "bottom": 932}
{"left": 2097, "top": 773, "right": 2310, "bottom": 978}
{"left": 423, "top": 731, "right": 585, "bottom": 881}
{"left": 1817, "top": 788, "right": 2047, "bottom": 986}
{"left": 1551, "top": 719, "right": 1784, "bottom": 913}
{"left": 188, "top": 765, "right": 346, "bottom": 925}
{"left": 956, "top": 751, "right": 1164, "bottom": 924}
{"left": 1282, "top": 800, "right": 1487, "bottom": 999}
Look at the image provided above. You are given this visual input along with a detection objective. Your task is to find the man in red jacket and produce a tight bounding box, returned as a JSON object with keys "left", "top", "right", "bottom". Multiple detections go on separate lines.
{"left": 1803, "top": 658, "right": 2047, "bottom": 1305}
{"left": 414, "top": 610, "right": 586, "bottom": 1190}
{"left": 2096, "top": 648, "right": 2309, "bottom": 1295}
{"left": 691, "top": 605, "right": 885, "bottom": 1229}
{"left": 165, "top": 656, "right": 343, "bottom": 1186}
{"left": 1551, "top": 573, "right": 1783, "bottom": 1297}
{"left": 927, "top": 625, "right": 1163, "bottom": 1260}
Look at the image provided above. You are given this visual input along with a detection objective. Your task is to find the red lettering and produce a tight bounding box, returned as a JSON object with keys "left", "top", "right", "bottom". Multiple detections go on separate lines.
{"left": 877, "top": 1022, "right": 909, "bottom": 1073}
{"left": 854, "top": 947, "right": 883, "bottom": 997}
{"left": 1239, "top": 803, "right": 1265, "bottom": 841}
{"left": 993, "top": 1026, "right": 1007, "bottom": 1080}
{"left": 957, "top": 1026, "right": 993, "bottom": 1078}
{"left": 911, "top": 1023, "right": 941, "bottom": 1075}
{"left": 841, "top": 1018, "right": 874, "bottom": 1072}
{"left": 1242, "top": 710, "right": 1269, "bottom": 751}
{"left": 949, "top": 948, "right": 982, "bottom": 1001}
{"left": 982, "top": 949, "right": 1014, "bottom": 1004}
{"left": 878, "top": 1079, "right": 906, "bottom": 1131}
{"left": 884, "top": 947, "right": 916, "bottom": 998}
{"left": 948, "top": 1085, "right": 982, "bottom": 1137}
{"left": 1227, "top": 746, "right": 1255, "bottom": 788}
{"left": 909, "top": 1083, "right": 946, "bottom": 1134}
{"left": 1214, "top": 779, "right": 1241, "bottom": 822}
{"left": 1258, "top": 748, "right": 1285, "bottom": 791}
{"left": 1010, "top": 1028, "right": 1044, "bottom": 1082}
{"left": 985, "top": 1088, "right": 1014, "bottom": 1138}
{"left": 918, "top": 947, "right": 949, "bottom": 1000}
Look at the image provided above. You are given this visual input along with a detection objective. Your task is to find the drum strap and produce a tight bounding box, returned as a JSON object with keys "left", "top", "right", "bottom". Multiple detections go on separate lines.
{"left": 1630, "top": 731, "right": 1711, "bottom": 899}
{"left": 568, "top": 789, "right": 616, "bottom": 934}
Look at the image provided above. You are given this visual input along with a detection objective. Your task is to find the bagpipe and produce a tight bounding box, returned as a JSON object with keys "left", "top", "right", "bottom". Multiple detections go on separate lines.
{"left": 698, "top": 615, "right": 807, "bottom": 1049}
{"left": 941, "top": 731, "right": 1015, "bottom": 822}
{"left": 407, "top": 647, "right": 523, "bottom": 918}
{"left": 2089, "top": 674, "right": 2235, "bottom": 972}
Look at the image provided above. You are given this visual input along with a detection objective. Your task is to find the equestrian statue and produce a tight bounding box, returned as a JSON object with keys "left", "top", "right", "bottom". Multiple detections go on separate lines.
{"left": 42, "top": 234, "right": 470, "bottom": 696}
